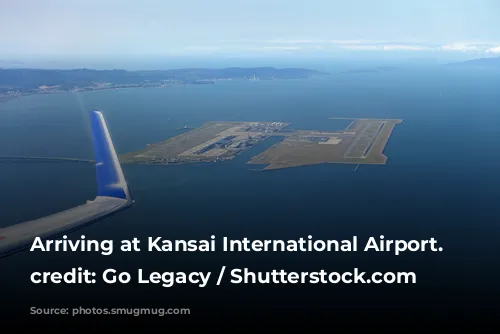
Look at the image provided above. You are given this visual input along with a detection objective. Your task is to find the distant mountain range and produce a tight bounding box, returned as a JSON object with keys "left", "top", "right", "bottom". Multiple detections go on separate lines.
{"left": 446, "top": 57, "right": 500, "bottom": 68}
{"left": 0, "top": 67, "right": 327, "bottom": 90}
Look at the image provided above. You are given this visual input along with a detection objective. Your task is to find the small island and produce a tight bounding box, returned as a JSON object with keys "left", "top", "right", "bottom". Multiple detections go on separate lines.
{"left": 0, "top": 67, "right": 329, "bottom": 102}
{"left": 446, "top": 56, "right": 500, "bottom": 68}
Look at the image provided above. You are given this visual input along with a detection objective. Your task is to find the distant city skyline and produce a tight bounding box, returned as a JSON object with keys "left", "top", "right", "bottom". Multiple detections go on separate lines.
{"left": 1, "top": 0, "right": 499, "bottom": 58}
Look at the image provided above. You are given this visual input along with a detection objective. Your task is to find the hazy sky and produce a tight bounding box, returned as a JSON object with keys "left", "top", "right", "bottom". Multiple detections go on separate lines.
{"left": 1, "top": 0, "right": 499, "bottom": 57}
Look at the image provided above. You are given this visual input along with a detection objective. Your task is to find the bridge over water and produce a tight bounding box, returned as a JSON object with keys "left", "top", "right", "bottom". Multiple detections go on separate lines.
{"left": 0, "top": 156, "right": 95, "bottom": 164}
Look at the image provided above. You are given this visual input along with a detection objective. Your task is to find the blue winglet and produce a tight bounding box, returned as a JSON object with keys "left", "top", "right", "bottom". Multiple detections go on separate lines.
{"left": 90, "top": 110, "right": 131, "bottom": 201}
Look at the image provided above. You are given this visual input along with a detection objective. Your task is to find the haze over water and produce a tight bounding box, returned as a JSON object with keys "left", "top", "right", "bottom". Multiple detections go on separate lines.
{"left": 1, "top": 62, "right": 500, "bottom": 315}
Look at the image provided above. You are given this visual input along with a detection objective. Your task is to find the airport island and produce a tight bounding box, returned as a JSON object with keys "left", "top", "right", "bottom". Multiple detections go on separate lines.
{"left": 120, "top": 118, "right": 403, "bottom": 170}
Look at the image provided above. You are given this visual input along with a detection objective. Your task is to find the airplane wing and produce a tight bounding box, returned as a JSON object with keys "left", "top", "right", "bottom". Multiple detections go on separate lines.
{"left": 0, "top": 110, "right": 134, "bottom": 258}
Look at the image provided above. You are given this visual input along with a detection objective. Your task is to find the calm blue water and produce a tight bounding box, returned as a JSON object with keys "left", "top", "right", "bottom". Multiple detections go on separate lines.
{"left": 1, "top": 65, "right": 500, "bottom": 316}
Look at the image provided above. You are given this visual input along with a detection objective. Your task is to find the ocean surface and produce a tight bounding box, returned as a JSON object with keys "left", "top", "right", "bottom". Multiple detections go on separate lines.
{"left": 1, "top": 64, "right": 500, "bottom": 316}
